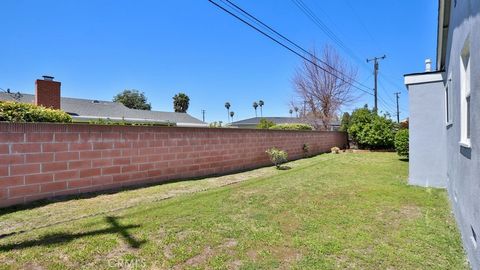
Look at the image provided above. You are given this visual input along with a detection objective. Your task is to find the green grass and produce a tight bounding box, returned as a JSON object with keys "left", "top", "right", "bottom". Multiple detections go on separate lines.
{"left": 0, "top": 153, "right": 467, "bottom": 269}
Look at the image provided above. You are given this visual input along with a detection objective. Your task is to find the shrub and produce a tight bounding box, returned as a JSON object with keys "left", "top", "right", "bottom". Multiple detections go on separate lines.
{"left": 0, "top": 101, "right": 72, "bottom": 123}
{"left": 339, "top": 112, "right": 350, "bottom": 132}
{"left": 347, "top": 105, "right": 396, "bottom": 149}
{"left": 302, "top": 143, "right": 310, "bottom": 153}
{"left": 257, "top": 118, "right": 275, "bottom": 129}
{"left": 265, "top": 148, "right": 288, "bottom": 169}
{"left": 269, "top": 123, "right": 313, "bottom": 130}
{"left": 331, "top": 146, "right": 340, "bottom": 154}
{"left": 395, "top": 129, "right": 409, "bottom": 157}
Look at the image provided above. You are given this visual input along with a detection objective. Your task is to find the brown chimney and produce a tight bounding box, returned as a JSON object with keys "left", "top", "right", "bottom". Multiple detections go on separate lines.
{"left": 35, "top": 76, "right": 61, "bottom": 109}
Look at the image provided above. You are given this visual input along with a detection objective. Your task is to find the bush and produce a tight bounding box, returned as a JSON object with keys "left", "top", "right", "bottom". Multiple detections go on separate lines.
{"left": 269, "top": 123, "right": 313, "bottom": 130}
{"left": 395, "top": 129, "right": 409, "bottom": 157}
{"left": 339, "top": 112, "right": 350, "bottom": 132}
{"left": 331, "top": 146, "right": 340, "bottom": 154}
{"left": 0, "top": 101, "right": 72, "bottom": 123}
{"left": 265, "top": 148, "right": 288, "bottom": 169}
{"left": 257, "top": 118, "right": 275, "bottom": 129}
{"left": 347, "top": 106, "right": 396, "bottom": 149}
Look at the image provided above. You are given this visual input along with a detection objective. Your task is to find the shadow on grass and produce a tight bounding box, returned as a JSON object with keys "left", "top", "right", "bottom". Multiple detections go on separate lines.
{"left": 399, "top": 158, "right": 409, "bottom": 162}
{"left": 0, "top": 216, "right": 145, "bottom": 251}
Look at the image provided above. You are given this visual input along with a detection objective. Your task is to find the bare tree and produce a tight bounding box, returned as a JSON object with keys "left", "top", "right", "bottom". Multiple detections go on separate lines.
{"left": 292, "top": 45, "right": 357, "bottom": 130}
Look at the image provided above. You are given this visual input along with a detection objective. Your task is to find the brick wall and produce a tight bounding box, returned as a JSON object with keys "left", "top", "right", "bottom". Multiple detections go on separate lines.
{"left": 0, "top": 123, "right": 347, "bottom": 207}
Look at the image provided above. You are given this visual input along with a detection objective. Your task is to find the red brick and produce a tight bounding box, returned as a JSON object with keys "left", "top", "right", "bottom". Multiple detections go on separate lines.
{"left": 26, "top": 153, "right": 54, "bottom": 163}
{"left": 42, "top": 143, "right": 69, "bottom": 152}
{"left": 9, "top": 184, "right": 40, "bottom": 198}
{"left": 54, "top": 170, "right": 79, "bottom": 181}
{"left": 79, "top": 150, "right": 102, "bottom": 159}
{"left": 113, "top": 157, "right": 130, "bottom": 165}
{"left": 42, "top": 162, "right": 68, "bottom": 172}
{"left": 0, "top": 176, "right": 24, "bottom": 188}
{"left": 92, "top": 159, "right": 112, "bottom": 167}
{"left": 131, "top": 156, "right": 148, "bottom": 164}
{"left": 11, "top": 143, "right": 41, "bottom": 154}
{"left": 122, "top": 133, "right": 139, "bottom": 141}
{"left": 69, "top": 143, "right": 92, "bottom": 151}
{"left": 92, "top": 142, "right": 113, "bottom": 150}
{"left": 10, "top": 164, "right": 40, "bottom": 175}
{"left": 79, "top": 168, "right": 101, "bottom": 178}
{"left": 101, "top": 166, "right": 121, "bottom": 175}
{"left": 0, "top": 188, "right": 7, "bottom": 199}
{"left": 0, "top": 166, "right": 8, "bottom": 177}
{"left": 101, "top": 149, "right": 122, "bottom": 158}
{"left": 113, "top": 142, "right": 131, "bottom": 149}
{"left": 79, "top": 132, "right": 102, "bottom": 142}
{"left": 54, "top": 133, "right": 79, "bottom": 142}
{"left": 92, "top": 175, "right": 113, "bottom": 186}
{"left": 139, "top": 163, "right": 155, "bottom": 171}
{"left": 121, "top": 165, "right": 138, "bottom": 173}
{"left": 68, "top": 160, "right": 91, "bottom": 170}
{"left": 102, "top": 133, "right": 121, "bottom": 141}
{"left": 121, "top": 149, "right": 138, "bottom": 156}
{"left": 55, "top": 151, "right": 79, "bottom": 161}
{"left": 25, "top": 173, "right": 54, "bottom": 184}
{"left": 26, "top": 133, "right": 54, "bottom": 143}
{"left": 0, "top": 144, "right": 9, "bottom": 154}
{"left": 41, "top": 181, "right": 67, "bottom": 193}
{"left": 0, "top": 154, "right": 24, "bottom": 164}
{"left": 0, "top": 133, "right": 24, "bottom": 143}
{"left": 68, "top": 179, "right": 91, "bottom": 189}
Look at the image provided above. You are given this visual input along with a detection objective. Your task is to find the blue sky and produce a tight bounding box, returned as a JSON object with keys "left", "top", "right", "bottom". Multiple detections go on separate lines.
{"left": 1, "top": 0, "right": 437, "bottom": 123}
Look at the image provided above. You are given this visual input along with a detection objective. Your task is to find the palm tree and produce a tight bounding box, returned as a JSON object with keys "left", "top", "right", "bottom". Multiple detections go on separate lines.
{"left": 173, "top": 93, "right": 189, "bottom": 113}
{"left": 289, "top": 109, "right": 293, "bottom": 117}
{"left": 225, "top": 102, "right": 231, "bottom": 123}
{"left": 294, "top": 106, "right": 299, "bottom": 117}
{"left": 230, "top": 111, "right": 235, "bottom": 122}
{"left": 253, "top": 102, "right": 258, "bottom": 117}
{"left": 258, "top": 100, "right": 264, "bottom": 117}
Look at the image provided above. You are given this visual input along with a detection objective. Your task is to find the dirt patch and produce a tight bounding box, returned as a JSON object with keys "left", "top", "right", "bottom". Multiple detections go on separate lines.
{"left": 173, "top": 238, "right": 238, "bottom": 269}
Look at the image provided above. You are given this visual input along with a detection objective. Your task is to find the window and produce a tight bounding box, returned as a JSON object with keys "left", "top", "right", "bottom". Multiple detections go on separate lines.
{"left": 460, "top": 37, "right": 471, "bottom": 147}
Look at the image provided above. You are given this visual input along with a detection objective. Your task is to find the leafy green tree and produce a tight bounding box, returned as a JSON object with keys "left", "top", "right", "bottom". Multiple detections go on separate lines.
{"left": 395, "top": 129, "right": 409, "bottom": 157}
{"left": 348, "top": 106, "right": 396, "bottom": 149}
{"left": 257, "top": 118, "right": 275, "bottom": 129}
{"left": 173, "top": 93, "right": 190, "bottom": 113}
{"left": 340, "top": 112, "right": 351, "bottom": 131}
{"left": 113, "top": 90, "right": 151, "bottom": 110}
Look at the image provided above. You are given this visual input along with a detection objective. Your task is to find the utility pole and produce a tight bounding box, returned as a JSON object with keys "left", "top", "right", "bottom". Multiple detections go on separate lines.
{"left": 394, "top": 92, "right": 401, "bottom": 123}
{"left": 367, "top": 55, "right": 386, "bottom": 112}
{"left": 201, "top": 109, "right": 206, "bottom": 122}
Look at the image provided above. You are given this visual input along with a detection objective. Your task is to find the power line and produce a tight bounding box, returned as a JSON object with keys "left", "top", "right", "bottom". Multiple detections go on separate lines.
{"left": 218, "top": 0, "right": 373, "bottom": 94}
{"left": 208, "top": 0, "right": 374, "bottom": 96}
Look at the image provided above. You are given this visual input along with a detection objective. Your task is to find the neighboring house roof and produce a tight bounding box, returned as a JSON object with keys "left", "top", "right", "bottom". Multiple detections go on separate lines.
{"left": 231, "top": 117, "right": 340, "bottom": 127}
{"left": 0, "top": 92, "right": 206, "bottom": 127}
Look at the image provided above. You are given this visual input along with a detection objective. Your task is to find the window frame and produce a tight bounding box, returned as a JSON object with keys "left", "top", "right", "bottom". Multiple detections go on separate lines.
{"left": 459, "top": 36, "right": 471, "bottom": 148}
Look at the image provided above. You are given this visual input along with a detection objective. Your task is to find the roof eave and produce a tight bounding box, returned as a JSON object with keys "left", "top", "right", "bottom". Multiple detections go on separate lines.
{"left": 436, "top": 0, "right": 451, "bottom": 70}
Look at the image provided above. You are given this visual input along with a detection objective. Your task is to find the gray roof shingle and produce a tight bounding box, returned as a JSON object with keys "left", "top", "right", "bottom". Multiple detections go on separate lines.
{"left": 0, "top": 92, "right": 206, "bottom": 126}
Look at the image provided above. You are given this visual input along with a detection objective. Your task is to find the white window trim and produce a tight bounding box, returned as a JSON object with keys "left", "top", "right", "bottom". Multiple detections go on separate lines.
{"left": 459, "top": 37, "right": 471, "bottom": 148}
{"left": 445, "top": 74, "right": 453, "bottom": 127}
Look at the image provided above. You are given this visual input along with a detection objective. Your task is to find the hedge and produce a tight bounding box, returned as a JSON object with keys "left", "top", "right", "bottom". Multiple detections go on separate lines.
{"left": 269, "top": 123, "right": 313, "bottom": 131}
{"left": 395, "top": 129, "right": 409, "bottom": 157}
{"left": 0, "top": 101, "right": 72, "bottom": 123}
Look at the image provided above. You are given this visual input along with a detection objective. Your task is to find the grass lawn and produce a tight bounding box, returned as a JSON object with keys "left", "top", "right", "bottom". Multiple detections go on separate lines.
{"left": 0, "top": 152, "right": 467, "bottom": 269}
